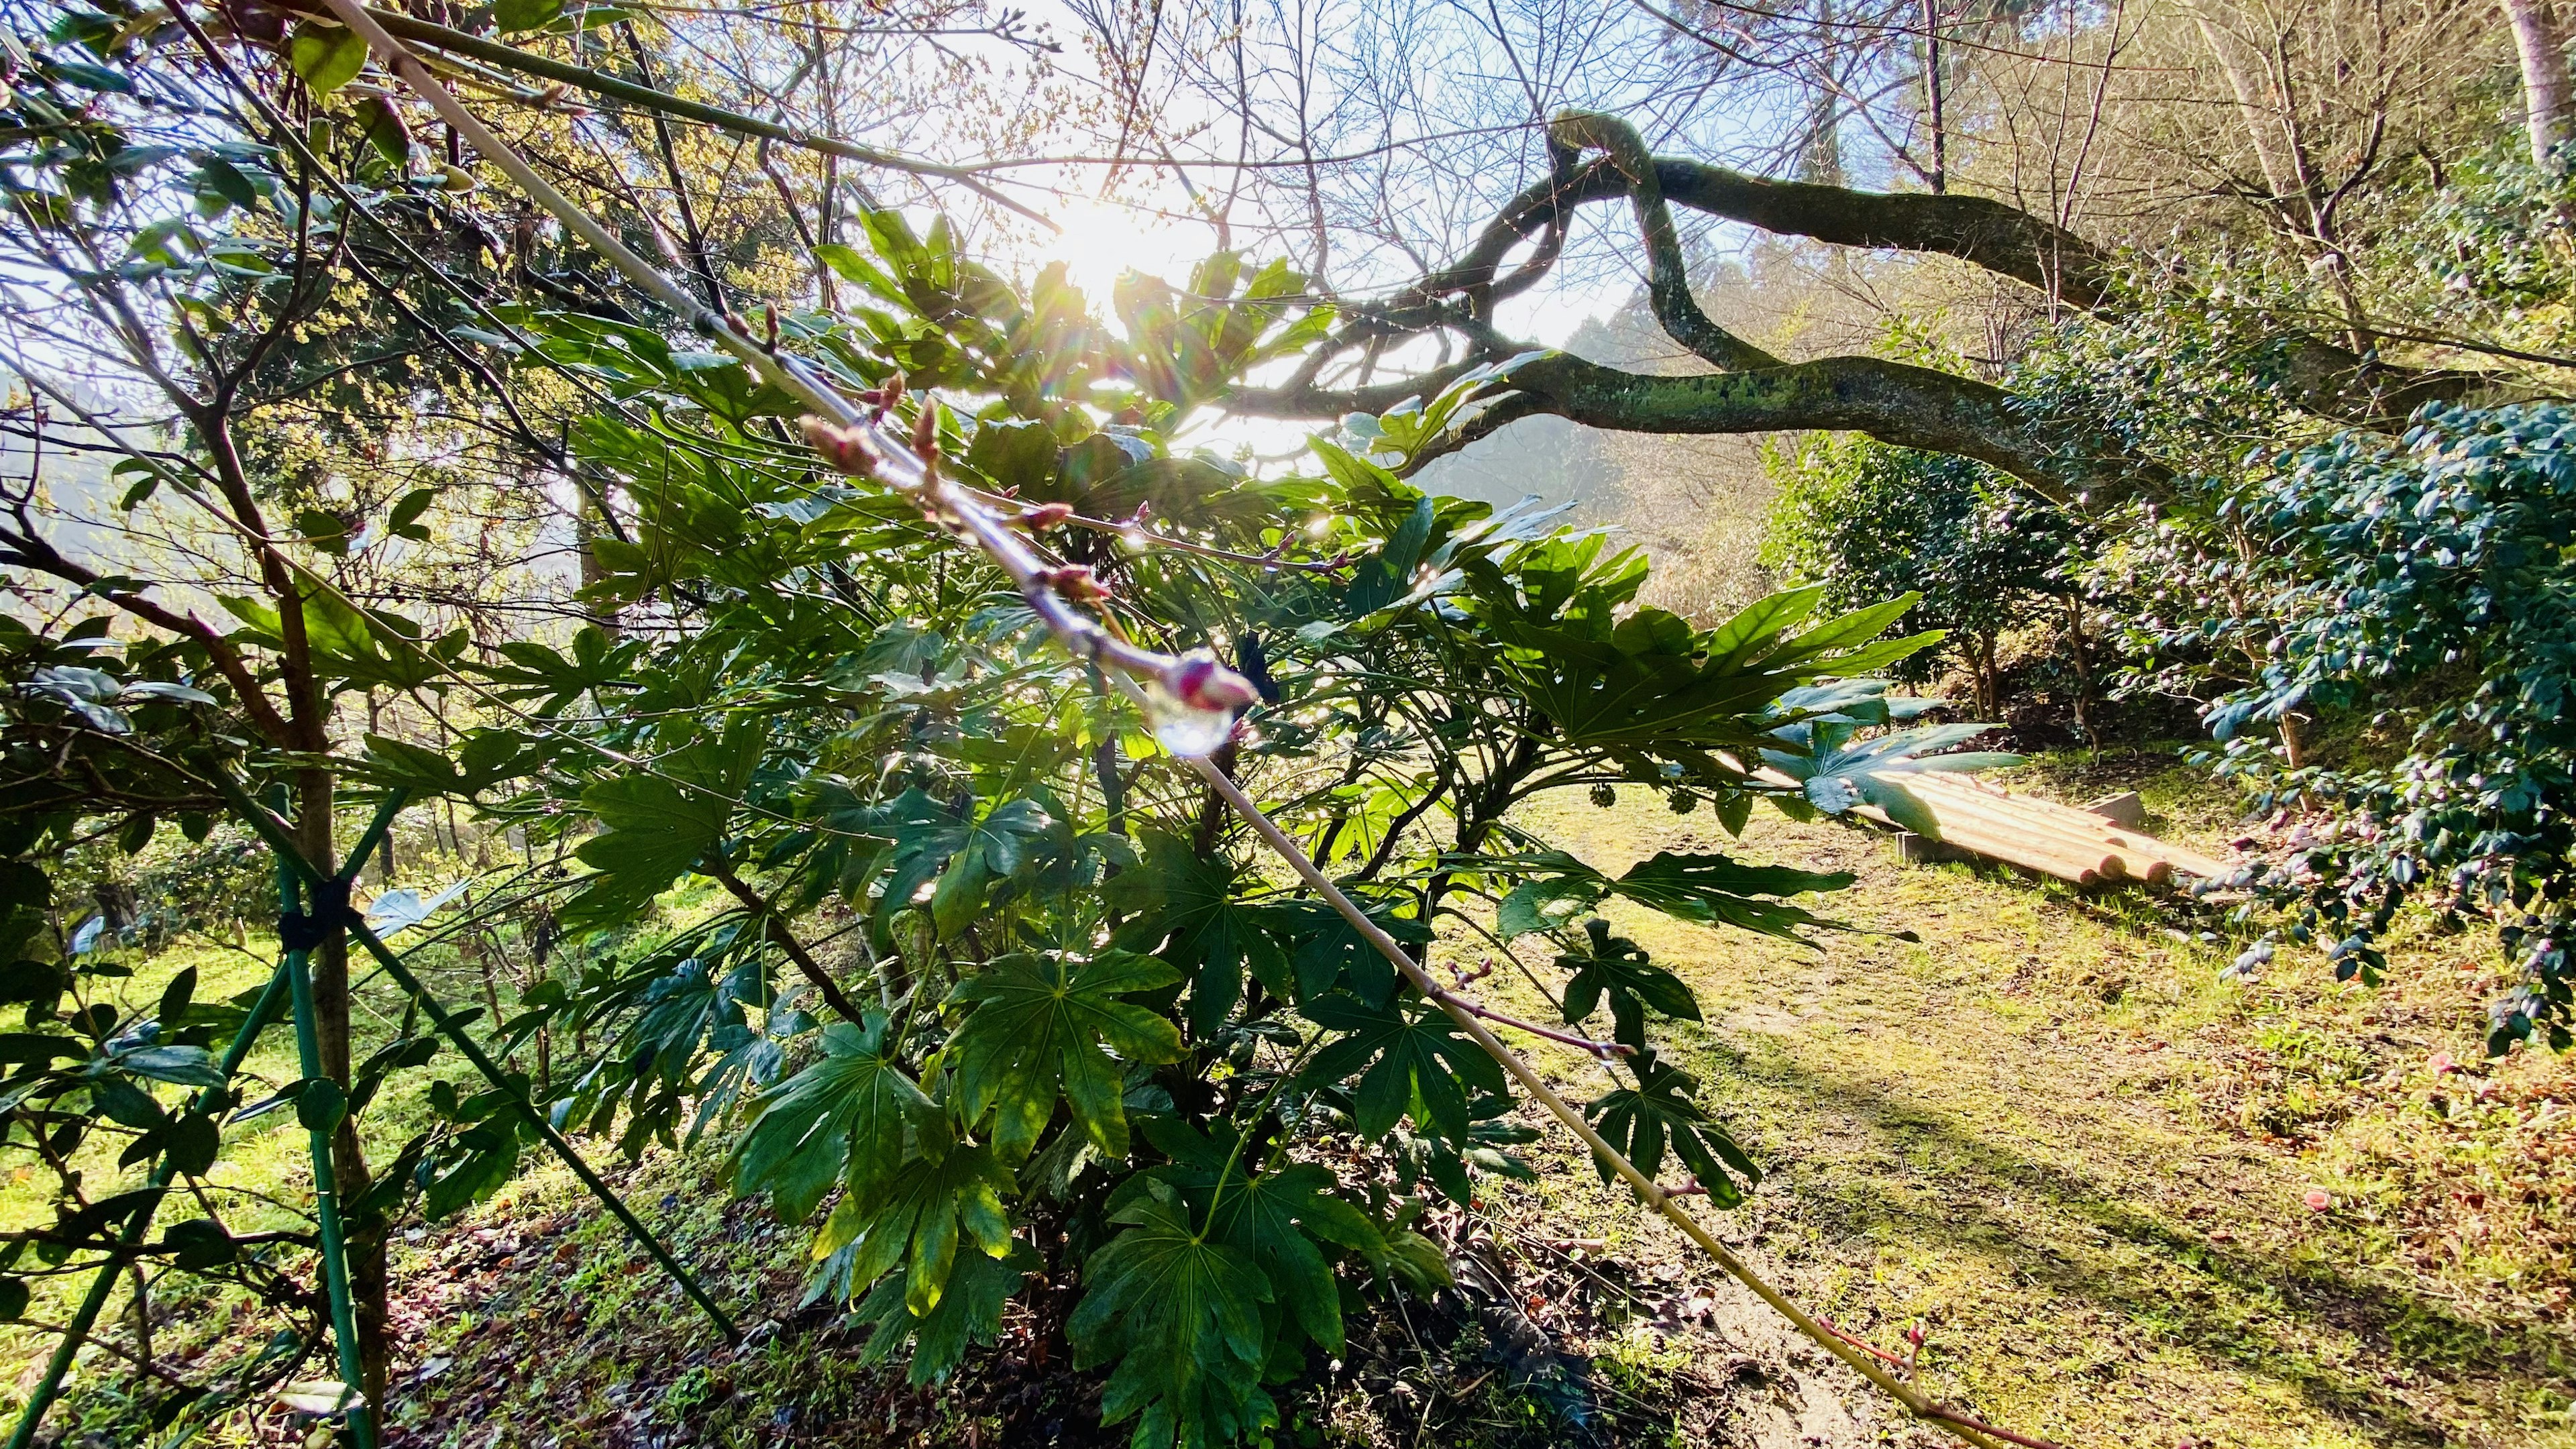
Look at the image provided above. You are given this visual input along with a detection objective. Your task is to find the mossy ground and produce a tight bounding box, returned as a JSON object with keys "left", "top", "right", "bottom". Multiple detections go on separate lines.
{"left": 9, "top": 754, "right": 2573, "bottom": 1446}
{"left": 1472, "top": 749, "right": 2575, "bottom": 1449}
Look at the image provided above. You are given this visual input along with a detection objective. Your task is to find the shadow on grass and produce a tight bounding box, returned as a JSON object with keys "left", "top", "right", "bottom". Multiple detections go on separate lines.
{"left": 1682, "top": 1032, "right": 2571, "bottom": 1445}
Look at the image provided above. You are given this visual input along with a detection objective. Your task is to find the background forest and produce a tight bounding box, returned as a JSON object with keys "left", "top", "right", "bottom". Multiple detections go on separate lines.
{"left": 1, "top": 0, "right": 2574, "bottom": 1446}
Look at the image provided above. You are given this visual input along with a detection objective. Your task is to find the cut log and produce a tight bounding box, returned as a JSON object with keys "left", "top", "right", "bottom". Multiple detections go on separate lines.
{"left": 1756, "top": 764, "right": 2235, "bottom": 886}
{"left": 1899, "top": 776, "right": 2170, "bottom": 882}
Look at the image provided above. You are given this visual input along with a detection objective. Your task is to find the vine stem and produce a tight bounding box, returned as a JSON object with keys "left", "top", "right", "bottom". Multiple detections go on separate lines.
{"left": 303, "top": 11, "right": 2056, "bottom": 1446}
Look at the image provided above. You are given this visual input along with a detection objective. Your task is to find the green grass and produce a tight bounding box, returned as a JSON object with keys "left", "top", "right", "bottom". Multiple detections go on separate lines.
{"left": 1465, "top": 759, "right": 2576, "bottom": 1448}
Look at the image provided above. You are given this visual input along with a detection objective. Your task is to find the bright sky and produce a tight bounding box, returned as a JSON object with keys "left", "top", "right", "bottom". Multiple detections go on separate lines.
{"left": 1023, "top": 189, "right": 1628, "bottom": 347}
{"left": 1008, "top": 182, "right": 1640, "bottom": 464}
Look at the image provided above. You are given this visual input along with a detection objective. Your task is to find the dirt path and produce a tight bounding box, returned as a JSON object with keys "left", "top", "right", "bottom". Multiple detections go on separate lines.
{"left": 1474, "top": 786, "right": 2575, "bottom": 1449}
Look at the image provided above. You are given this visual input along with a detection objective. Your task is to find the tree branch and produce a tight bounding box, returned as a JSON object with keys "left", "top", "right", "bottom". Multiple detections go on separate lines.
{"left": 1340, "top": 113, "right": 2474, "bottom": 427}
{"left": 704, "top": 859, "right": 869, "bottom": 1024}
{"left": 330, "top": 3, "right": 1059, "bottom": 230}
{"left": 1550, "top": 109, "right": 1780, "bottom": 372}
{"left": 1236, "top": 350, "right": 2151, "bottom": 500}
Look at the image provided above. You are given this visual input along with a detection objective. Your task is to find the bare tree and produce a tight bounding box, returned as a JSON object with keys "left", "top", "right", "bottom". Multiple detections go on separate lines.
{"left": 2506, "top": 0, "right": 2573, "bottom": 168}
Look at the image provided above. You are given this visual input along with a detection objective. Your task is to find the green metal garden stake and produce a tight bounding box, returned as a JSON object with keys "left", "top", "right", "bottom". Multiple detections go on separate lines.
{"left": 278, "top": 857, "right": 378, "bottom": 1449}
{"left": 211, "top": 775, "right": 743, "bottom": 1344}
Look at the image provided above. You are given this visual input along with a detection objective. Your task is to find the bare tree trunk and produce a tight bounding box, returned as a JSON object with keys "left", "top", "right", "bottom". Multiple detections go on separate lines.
{"left": 296, "top": 773, "right": 390, "bottom": 1409}
{"left": 1921, "top": 0, "right": 1946, "bottom": 195}
{"left": 2508, "top": 0, "right": 2573, "bottom": 169}
{"left": 2190, "top": 11, "right": 2304, "bottom": 213}
{"left": 2061, "top": 594, "right": 2098, "bottom": 747}
{"left": 1969, "top": 634, "right": 2000, "bottom": 720}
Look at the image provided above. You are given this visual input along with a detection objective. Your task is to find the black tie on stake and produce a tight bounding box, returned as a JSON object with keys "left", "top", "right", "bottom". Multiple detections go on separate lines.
{"left": 277, "top": 871, "right": 360, "bottom": 953}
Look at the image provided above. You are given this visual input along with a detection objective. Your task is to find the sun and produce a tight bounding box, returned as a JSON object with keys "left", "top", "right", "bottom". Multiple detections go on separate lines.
{"left": 1028, "top": 193, "right": 1214, "bottom": 307}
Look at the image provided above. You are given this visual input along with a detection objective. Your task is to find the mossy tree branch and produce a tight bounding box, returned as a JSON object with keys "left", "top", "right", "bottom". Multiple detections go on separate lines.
{"left": 1243, "top": 109, "right": 2466, "bottom": 499}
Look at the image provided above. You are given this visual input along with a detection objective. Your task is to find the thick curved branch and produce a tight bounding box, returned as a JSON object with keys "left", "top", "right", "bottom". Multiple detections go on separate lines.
{"left": 1391, "top": 137, "right": 2118, "bottom": 321}
{"left": 1236, "top": 351, "right": 2151, "bottom": 502}
{"left": 1550, "top": 109, "right": 1780, "bottom": 372}
{"left": 1366, "top": 119, "right": 2472, "bottom": 425}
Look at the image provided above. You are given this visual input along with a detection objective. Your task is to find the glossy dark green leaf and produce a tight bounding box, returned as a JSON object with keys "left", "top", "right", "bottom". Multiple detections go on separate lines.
{"left": 113, "top": 1045, "right": 221, "bottom": 1089}
{"left": 729, "top": 1014, "right": 932, "bottom": 1222}
{"left": 812, "top": 1140, "right": 1014, "bottom": 1317}
{"left": 286, "top": 22, "right": 367, "bottom": 96}
{"left": 560, "top": 775, "right": 730, "bottom": 930}
{"left": 1069, "top": 1188, "right": 1277, "bottom": 1447}
{"left": 1299, "top": 992, "right": 1505, "bottom": 1141}
{"left": 947, "top": 951, "right": 1183, "bottom": 1161}
{"left": 1585, "top": 1049, "right": 1756, "bottom": 1208}
{"left": 1556, "top": 919, "right": 1697, "bottom": 1051}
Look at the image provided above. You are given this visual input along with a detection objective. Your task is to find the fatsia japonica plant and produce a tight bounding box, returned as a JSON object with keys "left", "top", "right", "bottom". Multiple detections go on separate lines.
{"left": 329, "top": 209, "right": 1987, "bottom": 1446}
{"left": 0, "top": 10, "right": 1993, "bottom": 1442}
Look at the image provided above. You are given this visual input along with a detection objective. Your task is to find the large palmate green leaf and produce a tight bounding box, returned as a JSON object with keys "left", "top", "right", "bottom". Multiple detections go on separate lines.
{"left": 1760, "top": 718, "right": 2023, "bottom": 835}
{"left": 1110, "top": 832, "right": 1293, "bottom": 1034}
{"left": 945, "top": 951, "right": 1185, "bottom": 1160}
{"left": 1299, "top": 992, "right": 1507, "bottom": 1140}
{"left": 838, "top": 788, "right": 1054, "bottom": 938}
{"left": 1283, "top": 897, "right": 1430, "bottom": 1007}
{"left": 1124, "top": 1118, "right": 1387, "bottom": 1358}
{"left": 219, "top": 590, "right": 460, "bottom": 692}
{"left": 729, "top": 1014, "right": 934, "bottom": 1222}
{"left": 1585, "top": 1048, "right": 1759, "bottom": 1208}
{"left": 1613, "top": 851, "right": 1855, "bottom": 937}
{"left": 1478, "top": 576, "right": 1941, "bottom": 751}
{"left": 1556, "top": 919, "right": 1699, "bottom": 1052}
{"left": 559, "top": 775, "right": 729, "bottom": 930}
{"left": 488, "top": 625, "right": 642, "bottom": 716}
{"left": 1071, "top": 1187, "right": 1278, "bottom": 1449}
{"left": 848, "top": 1238, "right": 1038, "bottom": 1385}
{"left": 1483, "top": 849, "right": 1851, "bottom": 945}
{"left": 813, "top": 1139, "right": 1015, "bottom": 1317}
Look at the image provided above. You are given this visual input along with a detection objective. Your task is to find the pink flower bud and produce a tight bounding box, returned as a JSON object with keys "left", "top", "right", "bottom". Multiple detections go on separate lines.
{"left": 1042, "top": 564, "right": 1106, "bottom": 601}
{"left": 2304, "top": 1189, "right": 2330, "bottom": 1212}
{"left": 1021, "top": 502, "right": 1074, "bottom": 529}
{"left": 798, "top": 415, "right": 879, "bottom": 479}
{"left": 911, "top": 400, "right": 940, "bottom": 461}
{"left": 1165, "top": 651, "right": 1259, "bottom": 714}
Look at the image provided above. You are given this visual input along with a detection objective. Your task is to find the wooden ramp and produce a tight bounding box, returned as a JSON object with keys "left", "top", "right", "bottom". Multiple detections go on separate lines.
{"left": 1859, "top": 771, "right": 2235, "bottom": 887}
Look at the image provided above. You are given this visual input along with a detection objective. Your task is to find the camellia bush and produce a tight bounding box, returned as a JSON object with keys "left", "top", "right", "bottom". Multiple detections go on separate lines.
{"left": 2194, "top": 401, "right": 2576, "bottom": 1053}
